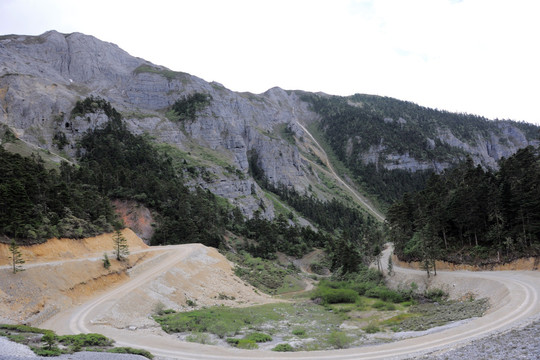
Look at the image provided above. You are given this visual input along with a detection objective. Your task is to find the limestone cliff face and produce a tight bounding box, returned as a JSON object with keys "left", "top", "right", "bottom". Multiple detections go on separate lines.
{"left": 0, "top": 30, "right": 538, "bottom": 217}
{"left": 0, "top": 31, "right": 316, "bottom": 218}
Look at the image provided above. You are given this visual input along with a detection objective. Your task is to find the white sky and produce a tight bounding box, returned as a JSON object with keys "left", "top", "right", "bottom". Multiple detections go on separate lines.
{"left": 1, "top": 0, "right": 539, "bottom": 125}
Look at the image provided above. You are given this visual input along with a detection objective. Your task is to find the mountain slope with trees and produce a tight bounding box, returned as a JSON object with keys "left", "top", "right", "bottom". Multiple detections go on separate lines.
{"left": 387, "top": 146, "right": 540, "bottom": 268}
{"left": 301, "top": 93, "right": 538, "bottom": 207}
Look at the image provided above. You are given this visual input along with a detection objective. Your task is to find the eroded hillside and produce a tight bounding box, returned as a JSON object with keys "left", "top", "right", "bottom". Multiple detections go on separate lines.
{"left": 0, "top": 229, "right": 272, "bottom": 327}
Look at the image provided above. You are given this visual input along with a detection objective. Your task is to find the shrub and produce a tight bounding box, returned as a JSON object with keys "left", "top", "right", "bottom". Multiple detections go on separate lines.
{"left": 365, "top": 286, "right": 404, "bottom": 303}
{"left": 292, "top": 328, "right": 306, "bottom": 336}
{"left": 31, "top": 347, "right": 63, "bottom": 356}
{"left": 424, "top": 288, "right": 448, "bottom": 302}
{"left": 327, "top": 331, "right": 353, "bottom": 349}
{"left": 0, "top": 324, "right": 51, "bottom": 334}
{"left": 226, "top": 338, "right": 240, "bottom": 345}
{"left": 349, "top": 282, "right": 377, "bottom": 295}
{"left": 186, "top": 332, "right": 215, "bottom": 345}
{"left": 312, "top": 287, "right": 359, "bottom": 304}
{"left": 237, "top": 339, "right": 258, "bottom": 349}
{"left": 363, "top": 324, "right": 380, "bottom": 334}
{"left": 207, "top": 321, "right": 236, "bottom": 338}
{"left": 372, "top": 300, "right": 396, "bottom": 311}
{"left": 108, "top": 347, "right": 154, "bottom": 359}
{"left": 246, "top": 332, "right": 272, "bottom": 343}
{"left": 58, "top": 333, "right": 113, "bottom": 347}
{"left": 272, "top": 343, "right": 294, "bottom": 352}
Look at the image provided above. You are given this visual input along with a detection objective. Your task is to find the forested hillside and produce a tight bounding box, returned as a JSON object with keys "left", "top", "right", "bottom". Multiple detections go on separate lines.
{"left": 302, "top": 93, "right": 538, "bottom": 207}
{"left": 1, "top": 97, "right": 383, "bottom": 274}
{"left": 387, "top": 146, "right": 540, "bottom": 267}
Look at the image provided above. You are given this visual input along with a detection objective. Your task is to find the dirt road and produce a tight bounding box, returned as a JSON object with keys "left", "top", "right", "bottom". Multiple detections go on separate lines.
{"left": 40, "top": 244, "right": 540, "bottom": 359}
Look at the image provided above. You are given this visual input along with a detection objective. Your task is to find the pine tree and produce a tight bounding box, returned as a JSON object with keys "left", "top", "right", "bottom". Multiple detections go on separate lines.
{"left": 113, "top": 229, "right": 129, "bottom": 261}
{"left": 103, "top": 253, "right": 111, "bottom": 269}
{"left": 387, "top": 252, "right": 394, "bottom": 276}
{"left": 9, "top": 239, "right": 25, "bottom": 273}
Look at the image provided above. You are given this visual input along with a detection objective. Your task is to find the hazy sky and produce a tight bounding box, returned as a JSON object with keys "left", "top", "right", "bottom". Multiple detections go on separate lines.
{"left": 1, "top": 0, "right": 539, "bottom": 125}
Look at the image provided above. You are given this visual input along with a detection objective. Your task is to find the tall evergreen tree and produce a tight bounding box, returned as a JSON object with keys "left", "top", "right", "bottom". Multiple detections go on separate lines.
{"left": 9, "top": 239, "right": 25, "bottom": 273}
{"left": 113, "top": 229, "right": 129, "bottom": 261}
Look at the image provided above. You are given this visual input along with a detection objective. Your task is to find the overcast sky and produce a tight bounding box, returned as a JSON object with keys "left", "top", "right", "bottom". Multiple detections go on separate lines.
{"left": 1, "top": 0, "right": 539, "bottom": 125}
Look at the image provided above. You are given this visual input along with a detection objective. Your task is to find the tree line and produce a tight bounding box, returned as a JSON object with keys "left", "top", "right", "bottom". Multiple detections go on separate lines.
{"left": 1, "top": 97, "right": 384, "bottom": 274}
{"left": 300, "top": 93, "right": 539, "bottom": 207}
{"left": 387, "top": 147, "right": 540, "bottom": 269}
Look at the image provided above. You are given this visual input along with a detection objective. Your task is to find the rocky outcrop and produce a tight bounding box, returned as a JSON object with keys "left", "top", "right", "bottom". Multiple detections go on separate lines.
{"left": 0, "top": 31, "right": 318, "bottom": 218}
{"left": 1, "top": 30, "right": 538, "bottom": 218}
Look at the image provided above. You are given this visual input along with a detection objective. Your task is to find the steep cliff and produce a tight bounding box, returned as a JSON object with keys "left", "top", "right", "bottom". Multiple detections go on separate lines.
{"left": 0, "top": 31, "right": 325, "bottom": 219}
{"left": 1, "top": 31, "right": 538, "bottom": 217}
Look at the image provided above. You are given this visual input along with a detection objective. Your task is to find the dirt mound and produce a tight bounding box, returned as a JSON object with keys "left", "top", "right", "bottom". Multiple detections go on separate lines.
{"left": 0, "top": 229, "right": 154, "bottom": 325}
{"left": 0, "top": 229, "right": 148, "bottom": 266}
{"left": 85, "top": 244, "right": 274, "bottom": 331}
{"left": 1, "top": 230, "right": 273, "bottom": 331}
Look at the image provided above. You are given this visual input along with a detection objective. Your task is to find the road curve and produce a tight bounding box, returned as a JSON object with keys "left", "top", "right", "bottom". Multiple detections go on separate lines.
{"left": 41, "top": 244, "right": 540, "bottom": 360}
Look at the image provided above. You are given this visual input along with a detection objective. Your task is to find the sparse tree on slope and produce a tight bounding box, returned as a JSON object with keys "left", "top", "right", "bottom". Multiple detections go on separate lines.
{"left": 113, "top": 229, "right": 129, "bottom": 261}
{"left": 9, "top": 239, "right": 25, "bottom": 273}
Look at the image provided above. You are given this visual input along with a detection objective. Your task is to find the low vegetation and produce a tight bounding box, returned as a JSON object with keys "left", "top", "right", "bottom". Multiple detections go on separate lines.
{"left": 0, "top": 325, "right": 153, "bottom": 359}
{"left": 227, "top": 251, "right": 304, "bottom": 295}
{"left": 153, "top": 270, "right": 489, "bottom": 351}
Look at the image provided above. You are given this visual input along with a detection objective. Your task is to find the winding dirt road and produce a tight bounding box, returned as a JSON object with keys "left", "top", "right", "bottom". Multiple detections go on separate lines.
{"left": 40, "top": 244, "right": 540, "bottom": 360}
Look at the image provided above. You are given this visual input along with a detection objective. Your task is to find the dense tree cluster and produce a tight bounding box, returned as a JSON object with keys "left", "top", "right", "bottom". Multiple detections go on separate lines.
{"left": 171, "top": 92, "right": 212, "bottom": 121}
{"left": 249, "top": 152, "right": 385, "bottom": 273}
{"left": 71, "top": 96, "right": 122, "bottom": 121}
{"left": 0, "top": 147, "right": 115, "bottom": 242}
{"left": 387, "top": 147, "right": 540, "bottom": 268}
{"left": 301, "top": 93, "right": 538, "bottom": 206}
{"left": 1, "top": 96, "right": 387, "bottom": 272}
{"left": 73, "top": 113, "right": 230, "bottom": 247}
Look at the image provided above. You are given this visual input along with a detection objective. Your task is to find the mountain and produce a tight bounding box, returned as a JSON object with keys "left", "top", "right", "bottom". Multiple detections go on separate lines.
{"left": 1, "top": 30, "right": 538, "bottom": 219}
{"left": 302, "top": 93, "right": 539, "bottom": 205}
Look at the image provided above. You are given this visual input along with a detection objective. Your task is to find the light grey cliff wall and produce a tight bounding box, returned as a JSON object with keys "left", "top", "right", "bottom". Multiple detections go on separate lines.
{"left": 0, "top": 31, "right": 317, "bottom": 218}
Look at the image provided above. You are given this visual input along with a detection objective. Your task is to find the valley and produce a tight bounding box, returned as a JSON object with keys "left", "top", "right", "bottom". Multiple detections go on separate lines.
{"left": 2, "top": 234, "right": 540, "bottom": 359}
{"left": 1, "top": 30, "right": 540, "bottom": 359}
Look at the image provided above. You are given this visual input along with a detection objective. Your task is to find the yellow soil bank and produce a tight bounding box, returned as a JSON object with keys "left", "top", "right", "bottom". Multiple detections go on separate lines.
{"left": 0, "top": 229, "right": 155, "bottom": 325}
{"left": 0, "top": 229, "right": 148, "bottom": 266}
{"left": 393, "top": 255, "right": 539, "bottom": 272}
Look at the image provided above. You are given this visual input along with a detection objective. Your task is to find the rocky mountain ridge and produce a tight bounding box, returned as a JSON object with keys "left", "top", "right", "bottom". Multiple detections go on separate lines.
{"left": 1, "top": 30, "right": 538, "bottom": 218}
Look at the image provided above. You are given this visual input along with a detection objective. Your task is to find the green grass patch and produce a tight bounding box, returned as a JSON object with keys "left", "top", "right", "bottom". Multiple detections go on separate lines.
{"left": 246, "top": 332, "right": 272, "bottom": 343}
{"left": 0, "top": 325, "right": 154, "bottom": 358}
{"left": 272, "top": 343, "right": 294, "bottom": 352}
{"left": 311, "top": 286, "right": 359, "bottom": 304}
{"left": 276, "top": 274, "right": 306, "bottom": 295}
{"left": 133, "top": 64, "right": 188, "bottom": 82}
{"left": 154, "top": 304, "right": 281, "bottom": 337}
{"left": 228, "top": 251, "right": 303, "bottom": 295}
{"left": 363, "top": 323, "right": 380, "bottom": 334}
{"left": 57, "top": 333, "right": 113, "bottom": 347}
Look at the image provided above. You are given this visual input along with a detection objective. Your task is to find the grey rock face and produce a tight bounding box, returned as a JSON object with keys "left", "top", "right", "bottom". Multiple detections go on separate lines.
{"left": 0, "top": 30, "right": 538, "bottom": 217}
{"left": 0, "top": 31, "right": 316, "bottom": 218}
